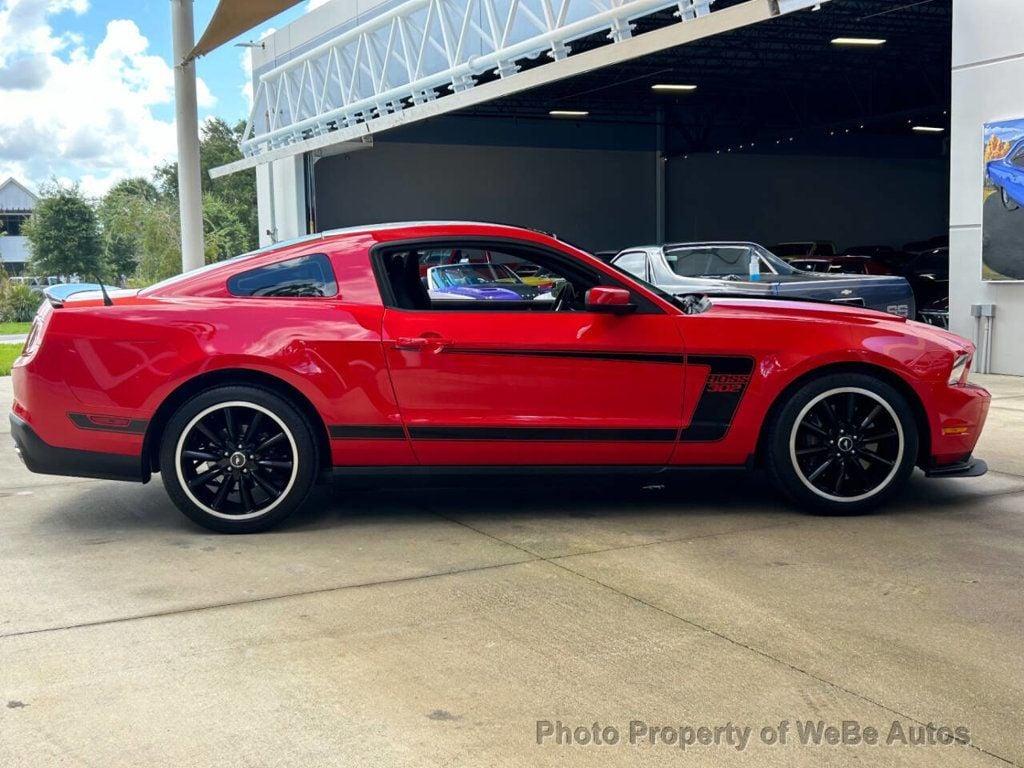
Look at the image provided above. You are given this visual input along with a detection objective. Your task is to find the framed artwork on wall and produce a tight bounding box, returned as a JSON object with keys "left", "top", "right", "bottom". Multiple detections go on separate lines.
{"left": 982, "top": 118, "right": 1024, "bottom": 281}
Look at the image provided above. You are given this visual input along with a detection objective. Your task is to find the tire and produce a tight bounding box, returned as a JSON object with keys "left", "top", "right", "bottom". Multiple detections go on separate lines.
{"left": 765, "top": 373, "right": 918, "bottom": 515}
{"left": 159, "top": 385, "right": 319, "bottom": 533}
{"left": 1000, "top": 186, "right": 1020, "bottom": 211}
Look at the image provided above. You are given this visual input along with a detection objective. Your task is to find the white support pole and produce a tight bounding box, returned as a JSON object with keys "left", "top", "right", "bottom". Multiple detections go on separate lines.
{"left": 171, "top": 0, "right": 205, "bottom": 273}
{"left": 655, "top": 106, "right": 666, "bottom": 244}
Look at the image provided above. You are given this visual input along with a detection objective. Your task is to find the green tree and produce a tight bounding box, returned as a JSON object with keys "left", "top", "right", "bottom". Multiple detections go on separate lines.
{"left": 98, "top": 177, "right": 161, "bottom": 281}
{"left": 156, "top": 117, "right": 258, "bottom": 259}
{"left": 203, "top": 192, "right": 251, "bottom": 263}
{"left": 0, "top": 282, "right": 41, "bottom": 322}
{"left": 131, "top": 199, "right": 182, "bottom": 286}
{"left": 23, "top": 182, "right": 103, "bottom": 279}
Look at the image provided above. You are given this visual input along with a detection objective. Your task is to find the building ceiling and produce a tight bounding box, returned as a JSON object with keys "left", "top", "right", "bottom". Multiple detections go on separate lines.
{"left": 458, "top": 0, "right": 951, "bottom": 156}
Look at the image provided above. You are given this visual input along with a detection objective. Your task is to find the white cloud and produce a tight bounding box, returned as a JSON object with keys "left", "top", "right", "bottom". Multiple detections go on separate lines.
{"left": 0, "top": 0, "right": 215, "bottom": 196}
{"left": 240, "top": 26, "right": 275, "bottom": 110}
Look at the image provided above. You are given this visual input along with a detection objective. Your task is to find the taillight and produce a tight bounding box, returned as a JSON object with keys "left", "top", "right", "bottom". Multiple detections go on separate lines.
{"left": 21, "top": 317, "right": 42, "bottom": 357}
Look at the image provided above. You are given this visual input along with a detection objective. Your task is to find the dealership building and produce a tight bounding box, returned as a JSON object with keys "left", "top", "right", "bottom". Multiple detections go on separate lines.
{"left": 219, "top": 0, "right": 1023, "bottom": 374}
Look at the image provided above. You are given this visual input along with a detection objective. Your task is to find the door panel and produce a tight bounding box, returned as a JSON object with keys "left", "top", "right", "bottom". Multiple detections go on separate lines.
{"left": 382, "top": 309, "right": 686, "bottom": 465}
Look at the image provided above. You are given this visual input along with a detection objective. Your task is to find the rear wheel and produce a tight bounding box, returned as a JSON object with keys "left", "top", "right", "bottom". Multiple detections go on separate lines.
{"left": 159, "top": 385, "right": 318, "bottom": 533}
{"left": 766, "top": 373, "right": 918, "bottom": 514}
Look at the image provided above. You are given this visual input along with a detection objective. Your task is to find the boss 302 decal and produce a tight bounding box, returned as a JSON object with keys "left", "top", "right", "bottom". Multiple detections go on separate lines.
{"left": 678, "top": 355, "right": 755, "bottom": 442}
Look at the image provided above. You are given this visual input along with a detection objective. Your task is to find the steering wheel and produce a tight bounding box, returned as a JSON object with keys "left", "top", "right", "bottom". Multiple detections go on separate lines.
{"left": 552, "top": 281, "right": 578, "bottom": 312}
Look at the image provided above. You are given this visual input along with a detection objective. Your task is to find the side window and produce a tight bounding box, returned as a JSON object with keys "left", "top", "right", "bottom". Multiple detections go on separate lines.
{"left": 1013, "top": 148, "right": 1024, "bottom": 168}
{"left": 422, "top": 247, "right": 564, "bottom": 304}
{"left": 377, "top": 242, "right": 604, "bottom": 312}
{"left": 228, "top": 253, "right": 338, "bottom": 298}
{"left": 612, "top": 251, "right": 648, "bottom": 280}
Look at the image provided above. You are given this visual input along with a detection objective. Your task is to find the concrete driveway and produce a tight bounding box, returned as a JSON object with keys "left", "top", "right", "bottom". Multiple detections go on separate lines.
{"left": 1, "top": 374, "right": 1022, "bottom": 767}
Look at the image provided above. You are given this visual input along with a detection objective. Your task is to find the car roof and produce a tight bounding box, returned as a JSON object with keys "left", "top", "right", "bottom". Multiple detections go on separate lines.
{"left": 613, "top": 242, "right": 763, "bottom": 256}
{"left": 142, "top": 221, "right": 561, "bottom": 296}
{"left": 240, "top": 221, "right": 535, "bottom": 257}
{"left": 664, "top": 241, "right": 762, "bottom": 249}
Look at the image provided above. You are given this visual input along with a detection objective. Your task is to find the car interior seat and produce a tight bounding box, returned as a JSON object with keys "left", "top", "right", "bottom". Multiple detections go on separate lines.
{"left": 385, "top": 251, "right": 431, "bottom": 310}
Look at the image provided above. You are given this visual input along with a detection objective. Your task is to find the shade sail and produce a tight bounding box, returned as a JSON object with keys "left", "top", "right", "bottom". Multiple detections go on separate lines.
{"left": 188, "top": 0, "right": 304, "bottom": 60}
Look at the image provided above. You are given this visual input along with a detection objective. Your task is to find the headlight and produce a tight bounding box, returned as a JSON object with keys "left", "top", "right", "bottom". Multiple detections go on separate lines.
{"left": 948, "top": 352, "right": 971, "bottom": 386}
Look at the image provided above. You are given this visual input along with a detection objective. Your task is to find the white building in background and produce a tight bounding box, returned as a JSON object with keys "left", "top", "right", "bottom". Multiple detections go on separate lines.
{"left": 950, "top": 0, "right": 1024, "bottom": 375}
{"left": 0, "top": 178, "right": 37, "bottom": 275}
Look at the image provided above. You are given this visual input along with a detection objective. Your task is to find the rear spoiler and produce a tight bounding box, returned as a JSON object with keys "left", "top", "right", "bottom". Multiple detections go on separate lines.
{"left": 43, "top": 283, "right": 107, "bottom": 308}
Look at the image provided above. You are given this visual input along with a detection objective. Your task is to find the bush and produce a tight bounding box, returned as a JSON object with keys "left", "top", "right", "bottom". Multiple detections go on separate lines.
{"left": 0, "top": 283, "right": 43, "bottom": 322}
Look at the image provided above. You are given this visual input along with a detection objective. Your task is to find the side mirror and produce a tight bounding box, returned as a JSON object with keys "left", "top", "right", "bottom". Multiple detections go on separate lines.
{"left": 585, "top": 286, "right": 636, "bottom": 314}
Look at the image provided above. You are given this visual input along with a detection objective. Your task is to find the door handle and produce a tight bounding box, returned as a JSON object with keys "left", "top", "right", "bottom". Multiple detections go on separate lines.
{"left": 394, "top": 334, "right": 451, "bottom": 351}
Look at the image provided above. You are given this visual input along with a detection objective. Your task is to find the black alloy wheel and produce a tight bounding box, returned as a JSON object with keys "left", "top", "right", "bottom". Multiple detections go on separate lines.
{"left": 160, "top": 385, "right": 318, "bottom": 533}
{"left": 766, "top": 373, "right": 918, "bottom": 514}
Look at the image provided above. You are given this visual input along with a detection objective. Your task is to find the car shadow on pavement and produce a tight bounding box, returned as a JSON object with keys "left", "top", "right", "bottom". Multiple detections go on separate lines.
{"left": 30, "top": 467, "right": 1018, "bottom": 537}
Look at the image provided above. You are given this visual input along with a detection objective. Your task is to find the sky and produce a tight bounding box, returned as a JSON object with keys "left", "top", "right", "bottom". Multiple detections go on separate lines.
{"left": 0, "top": 0, "right": 326, "bottom": 197}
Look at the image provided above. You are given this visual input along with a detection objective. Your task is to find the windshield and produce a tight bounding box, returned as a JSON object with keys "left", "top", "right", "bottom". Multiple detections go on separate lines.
{"left": 432, "top": 264, "right": 519, "bottom": 287}
{"left": 909, "top": 250, "right": 948, "bottom": 274}
{"left": 664, "top": 244, "right": 794, "bottom": 278}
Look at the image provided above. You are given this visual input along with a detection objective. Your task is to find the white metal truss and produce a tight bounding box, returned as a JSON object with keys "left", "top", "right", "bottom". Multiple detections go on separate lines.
{"left": 214, "top": 0, "right": 829, "bottom": 176}
{"left": 241, "top": 0, "right": 717, "bottom": 158}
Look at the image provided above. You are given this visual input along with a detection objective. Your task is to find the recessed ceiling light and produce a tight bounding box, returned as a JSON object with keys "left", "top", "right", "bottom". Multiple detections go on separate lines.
{"left": 651, "top": 84, "right": 697, "bottom": 92}
{"left": 831, "top": 37, "right": 886, "bottom": 46}
{"left": 549, "top": 110, "right": 588, "bottom": 117}
{"left": 912, "top": 125, "right": 944, "bottom": 133}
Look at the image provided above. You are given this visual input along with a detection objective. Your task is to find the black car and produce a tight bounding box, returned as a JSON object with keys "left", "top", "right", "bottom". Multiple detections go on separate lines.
{"left": 898, "top": 247, "right": 949, "bottom": 325}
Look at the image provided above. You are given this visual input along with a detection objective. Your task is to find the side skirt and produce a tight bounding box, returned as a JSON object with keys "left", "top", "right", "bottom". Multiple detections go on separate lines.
{"left": 329, "top": 464, "right": 750, "bottom": 478}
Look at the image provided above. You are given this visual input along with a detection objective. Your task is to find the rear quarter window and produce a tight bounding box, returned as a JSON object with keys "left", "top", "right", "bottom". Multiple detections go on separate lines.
{"left": 227, "top": 253, "right": 338, "bottom": 298}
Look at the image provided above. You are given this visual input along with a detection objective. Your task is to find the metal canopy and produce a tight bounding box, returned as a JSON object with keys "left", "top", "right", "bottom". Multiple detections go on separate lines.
{"left": 212, "top": 0, "right": 827, "bottom": 177}
{"left": 188, "top": 0, "right": 304, "bottom": 62}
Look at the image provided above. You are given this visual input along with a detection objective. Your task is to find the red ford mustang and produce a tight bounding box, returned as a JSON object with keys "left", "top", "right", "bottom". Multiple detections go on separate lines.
{"left": 10, "top": 222, "right": 990, "bottom": 532}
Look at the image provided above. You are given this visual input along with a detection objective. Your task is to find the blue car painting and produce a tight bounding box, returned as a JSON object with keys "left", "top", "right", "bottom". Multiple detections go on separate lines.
{"left": 425, "top": 263, "right": 544, "bottom": 301}
{"left": 987, "top": 139, "right": 1024, "bottom": 211}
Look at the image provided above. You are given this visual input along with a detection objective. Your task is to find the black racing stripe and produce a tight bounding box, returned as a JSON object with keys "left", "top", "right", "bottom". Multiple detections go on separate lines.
{"left": 442, "top": 347, "right": 686, "bottom": 365}
{"left": 407, "top": 426, "right": 677, "bottom": 442}
{"left": 679, "top": 355, "right": 756, "bottom": 443}
{"left": 329, "top": 425, "right": 407, "bottom": 440}
{"left": 68, "top": 412, "right": 148, "bottom": 434}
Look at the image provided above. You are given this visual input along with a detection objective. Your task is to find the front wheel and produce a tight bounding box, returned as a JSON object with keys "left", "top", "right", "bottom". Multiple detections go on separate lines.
{"left": 765, "top": 374, "right": 918, "bottom": 514}
{"left": 1000, "top": 186, "right": 1020, "bottom": 211}
{"left": 159, "top": 385, "right": 319, "bottom": 533}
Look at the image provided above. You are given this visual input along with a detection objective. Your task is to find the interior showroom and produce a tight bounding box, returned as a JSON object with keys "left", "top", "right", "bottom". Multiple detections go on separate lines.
{"left": 2, "top": 0, "right": 1024, "bottom": 766}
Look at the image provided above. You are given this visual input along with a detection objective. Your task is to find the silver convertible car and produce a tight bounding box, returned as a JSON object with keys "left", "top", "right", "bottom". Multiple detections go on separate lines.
{"left": 611, "top": 242, "right": 915, "bottom": 318}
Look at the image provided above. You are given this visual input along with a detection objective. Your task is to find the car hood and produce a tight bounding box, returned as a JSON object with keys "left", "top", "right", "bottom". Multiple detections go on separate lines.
{"left": 704, "top": 295, "right": 900, "bottom": 322}
{"left": 703, "top": 297, "right": 970, "bottom": 352}
{"left": 659, "top": 273, "right": 906, "bottom": 290}
{"left": 767, "top": 273, "right": 900, "bottom": 285}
